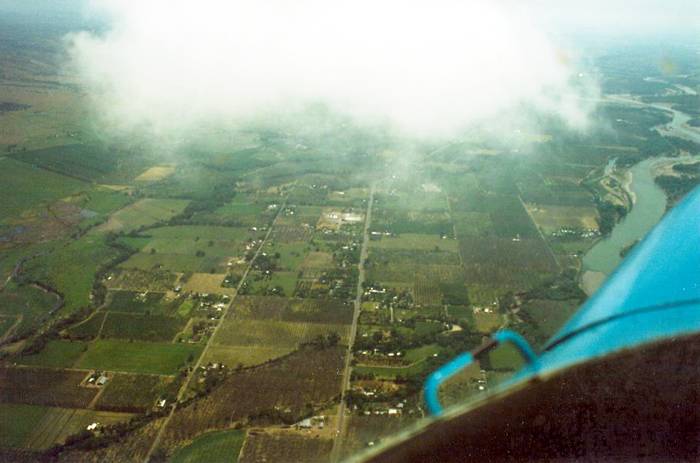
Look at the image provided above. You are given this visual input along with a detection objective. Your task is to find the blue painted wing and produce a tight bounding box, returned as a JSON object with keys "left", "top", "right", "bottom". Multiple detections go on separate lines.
{"left": 425, "top": 186, "right": 700, "bottom": 415}
{"left": 538, "top": 185, "right": 700, "bottom": 374}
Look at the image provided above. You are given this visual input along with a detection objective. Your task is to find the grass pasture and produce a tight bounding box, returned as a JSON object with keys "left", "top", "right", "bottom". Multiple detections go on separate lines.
{"left": 232, "top": 296, "right": 353, "bottom": 325}
{"left": 172, "top": 429, "right": 246, "bottom": 463}
{"left": 182, "top": 273, "right": 235, "bottom": 296}
{"left": 300, "top": 251, "right": 334, "bottom": 270}
{"left": 0, "top": 282, "right": 61, "bottom": 338}
{"left": 214, "top": 319, "right": 350, "bottom": 350}
{"left": 245, "top": 271, "right": 298, "bottom": 297}
{"left": 66, "top": 311, "right": 105, "bottom": 340}
{"left": 521, "top": 298, "right": 580, "bottom": 339}
{"left": 17, "top": 340, "right": 87, "bottom": 368}
{"left": 452, "top": 211, "right": 495, "bottom": 237}
{"left": 96, "top": 198, "right": 190, "bottom": 233}
{"left": 106, "top": 290, "right": 167, "bottom": 314}
{"left": 473, "top": 311, "right": 503, "bottom": 333}
{"left": 9, "top": 144, "right": 146, "bottom": 183}
{"left": 270, "top": 224, "right": 314, "bottom": 243}
{"left": 100, "top": 312, "right": 186, "bottom": 342}
{"left": 201, "top": 345, "right": 293, "bottom": 368}
{"left": 371, "top": 208, "right": 453, "bottom": 236}
{"left": 105, "top": 268, "right": 179, "bottom": 292}
{"left": 525, "top": 204, "right": 599, "bottom": 234}
{"left": 135, "top": 165, "right": 175, "bottom": 182}
{"left": 76, "top": 340, "right": 201, "bottom": 375}
{"left": 121, "top": 225, "right": 255, "bottom": 274}
{"left": 0, "top": 403, "right": 48, "bottom": 449}
{"left": 24, "top": 234, "right": 119, "bottom": 313}
{"left": 0, "top": 158, "right": 86, "bottom": 221}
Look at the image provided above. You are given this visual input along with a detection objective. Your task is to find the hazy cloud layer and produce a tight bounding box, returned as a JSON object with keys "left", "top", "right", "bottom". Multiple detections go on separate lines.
{"left": 68, "top": 0, "right": 599, "bottom": 138}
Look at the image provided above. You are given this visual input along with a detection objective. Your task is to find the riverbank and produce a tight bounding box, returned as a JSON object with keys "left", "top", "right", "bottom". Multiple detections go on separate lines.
{"left": 581, "top": 156, "right": 675, "bottom": 295}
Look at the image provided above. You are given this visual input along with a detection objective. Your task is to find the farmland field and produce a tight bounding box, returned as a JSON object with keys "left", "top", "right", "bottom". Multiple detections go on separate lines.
{"left": 525, "top": 204, "right": 599, "bottom": 234}
{"left": 369, "top": 234, "right": 459, "bottom": 252}
{"left": 0, "top": 367, "right": 97, "bottom": 408}
{"left": 459, "top": 237, "right": 557, "bottom": 289}
{"left": 182, "top": 273, "right": 235, "bottom": 296}
{"left": 17, "top": 340, "right": 87, "bottom": 368}
{"left": 0, "top": 158, "right": 86, "bottom": 221}
{"left": 213, "top": 318, "right": 350, "bottom": 350}
{"left": 239, "top": 430, "right": 332, "bottom": 463}
{"left": 0, "top": 282, "right": 61, "bottom": 338}
{"left": 96, "top": 198, "right": 190, "bottom": 233}
{"left": 231, "top": 296, "right": 353, "bottom": 325}
{"left": 23, "top": 407, "right": 133, "bottom": 450}
{"left": 171, "top": 429, "right": 246, "bottom": 463}
{"left": 201, "top": 345, "right": 294, "bottom": 368}
{"left": 100, "top": 312, "right": 186, "bottom": 342}
{"left": 161, "top": 346, "right": 345, "bottom": 447}
{"left": 23, "top": 234, "right": 120, "bottom": 312}
{"left": 340, "top": 416, "right": 418, "bottom": 460}
{"left": 0, "top": 403, "right": 48, "bottom": 449}
{"left": 76, "top": 340, "right": 202, "bottom": 375}
{"left": 0, "top": 22, "right": 694, "bottom": 461}
{"left": 97, "top": 374, "right": 177, "bottom": 413}
{"left": 105, "top": 290, "right": 168, "bottom": 314}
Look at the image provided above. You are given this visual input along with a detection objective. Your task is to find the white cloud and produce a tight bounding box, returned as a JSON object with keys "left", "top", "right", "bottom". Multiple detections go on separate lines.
{"left": 67, "top": 0, "right": 598, "bottom": 138}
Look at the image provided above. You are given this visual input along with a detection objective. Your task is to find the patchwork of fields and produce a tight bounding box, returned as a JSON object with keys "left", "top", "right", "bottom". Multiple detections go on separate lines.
{"left": 2, "top": 41, "right": 690, "bottom": 460}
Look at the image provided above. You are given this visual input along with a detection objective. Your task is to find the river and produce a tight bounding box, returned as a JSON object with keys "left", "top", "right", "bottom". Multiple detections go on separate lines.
{"left": 581, "top": 93, "right": 700, "bottom": 295}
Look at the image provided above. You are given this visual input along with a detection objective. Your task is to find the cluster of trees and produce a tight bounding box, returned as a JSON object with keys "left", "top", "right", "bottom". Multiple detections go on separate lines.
{"left": 305, "top": 331, "right": 341, "bottom": 349}
{"left": 596, "top": 200, "right": 628, "bottom": 235}
{"left": 656, "top": 175, "right": 699, "bottom": 207}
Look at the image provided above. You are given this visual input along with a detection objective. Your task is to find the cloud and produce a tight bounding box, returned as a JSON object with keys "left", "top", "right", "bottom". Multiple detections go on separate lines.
{"left": 67, "top": 0, "right": 598, "bottom": 138}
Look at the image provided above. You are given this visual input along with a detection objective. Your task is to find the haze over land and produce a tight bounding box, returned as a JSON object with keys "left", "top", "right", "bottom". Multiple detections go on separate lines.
{"left": 0, "top": 1, "right": 699, "bottom": 461}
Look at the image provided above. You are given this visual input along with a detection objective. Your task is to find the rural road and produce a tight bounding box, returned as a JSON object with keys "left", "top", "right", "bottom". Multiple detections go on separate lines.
{"left": 330, "top": 184, "right": 375, "bottom": 463}
{"left": 143, "top": 198, "right": 287, "bottom": 463}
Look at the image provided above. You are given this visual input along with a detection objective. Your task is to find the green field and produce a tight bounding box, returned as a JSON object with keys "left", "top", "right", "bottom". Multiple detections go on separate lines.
{"left": 100, "top": 312, "right": 185, "bottom": 342}
{"left": 214, "top": 319, "right": 349, "bottom": 349}
{"left": 0, "top": 282, "right": 60, "bottom": 338}
{"left": 23, "top": 234, "right": 119, "bottom": 313}
{"left": 172, "top": 429, "right": 246, "bottom": 463}
{"left": 96, "top": 198, "right": 190, "bottom": 233}
{"left": 245, "top": 271, "right": 299, "bottom": 297}
{"left": 0, "top": 158, "right": 86, "bottom": 221}
{"left": 76, "top": 340, "right": 202, "bottom": 375}
{"left": 201, "top": 345, "right": 293, "bottom": 368}
{"left": 0, "top": 403, "right": 48, "bottom": 448}
{"left": 66, "top": 312, "right": 105, "bottom": 340}
{"left": 18, "top": 340, "right": 87, "bottom": 368}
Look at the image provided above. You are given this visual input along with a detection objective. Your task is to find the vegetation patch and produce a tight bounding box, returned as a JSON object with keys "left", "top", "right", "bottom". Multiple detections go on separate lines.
{"left": 214, "top": 318, "right": 349, "bottom": 350}
{"left": 100, "top": 312, "right": 186, "bottom": 342}
{"left": 97, "top": 373, "right": 178, "bottom": 413}
{"left": 171, "top": 429, "right": 246, "bottom": 463}
{"left": 161, "top": 346, "right": 345, "bottom": 447}
{"left": 17, "top": 340, "right": 87, "bottom": 368}
{"left": 76, "top": 340, "right": 201, "bottom": 375}
{"left": 96, "top": 198, "right": 190, "bottom": 233}
{"left": 0, "top": 403, "right": 48, "bottom": 449}
{"left": 0, "top": 367, "right": 97, "bottom": 408}
{"left": 239, "top": 430, "right": 332, "bottom": 463}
